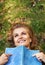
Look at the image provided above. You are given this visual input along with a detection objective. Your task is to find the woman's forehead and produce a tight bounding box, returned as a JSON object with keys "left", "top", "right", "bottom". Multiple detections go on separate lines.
{"left": 13, "top": 27, "right": 29, "bottom": 34}
{"left": 13, "top": 27, "right": 29, "bottom": 35}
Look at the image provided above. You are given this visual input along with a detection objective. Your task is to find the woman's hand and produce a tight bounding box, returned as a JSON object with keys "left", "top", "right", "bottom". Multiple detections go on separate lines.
{"left": 0, "top": 53, "right": 11, "bottom": 65}
{"left": 33, "top": 52, "right": 45, "bottom": 63}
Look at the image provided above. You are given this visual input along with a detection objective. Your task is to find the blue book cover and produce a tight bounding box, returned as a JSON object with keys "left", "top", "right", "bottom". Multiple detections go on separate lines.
{"left": 5, "top": 46, "right": 42, "bottom": 65}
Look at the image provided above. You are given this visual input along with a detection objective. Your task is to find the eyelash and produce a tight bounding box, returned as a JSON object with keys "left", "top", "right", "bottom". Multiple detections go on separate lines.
{"left": 22, "top": 32, "right": 26, "bottom": 35}
{"left": 15, "top": 34, "right": 18, "bottom": 37}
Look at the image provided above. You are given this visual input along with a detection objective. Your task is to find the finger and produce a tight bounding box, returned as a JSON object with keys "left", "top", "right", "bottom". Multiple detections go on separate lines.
{"left": 37, "top": 57, "right": 42, "bottom": 62}
{"left": 32, "top": 54, "right": 36, "bottom": 57}
{"left": 5, "top": 54, "right": 12, "bottom": 57}
{"left": 32, "top": 53, "right": 40, "bottom": 57}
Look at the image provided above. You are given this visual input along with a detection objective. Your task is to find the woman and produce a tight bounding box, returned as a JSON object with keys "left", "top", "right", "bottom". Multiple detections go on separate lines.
{"left": 0, "top": 22, "right": 45, "bottom": 65}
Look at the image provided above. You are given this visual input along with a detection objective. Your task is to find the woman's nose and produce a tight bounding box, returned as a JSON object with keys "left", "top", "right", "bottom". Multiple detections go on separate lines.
{"left": 19, "top": 35, "right": 23, "bottom": 39}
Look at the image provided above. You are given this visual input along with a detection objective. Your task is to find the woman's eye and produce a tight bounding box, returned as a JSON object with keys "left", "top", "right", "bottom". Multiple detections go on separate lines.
{"left": 14, "top": 34, "right": 18, "bottom": 37}
{"left": 22, "top": 32, "right": 26, "bottom": 35}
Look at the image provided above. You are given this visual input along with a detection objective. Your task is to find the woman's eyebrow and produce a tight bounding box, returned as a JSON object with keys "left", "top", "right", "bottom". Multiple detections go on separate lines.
{"left": 13, "top": 33, "right": 18, "bottom": 36}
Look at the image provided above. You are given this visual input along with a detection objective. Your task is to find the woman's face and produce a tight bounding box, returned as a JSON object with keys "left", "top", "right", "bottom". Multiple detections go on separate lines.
{"left": 13, "top": 27, "right": 32, "bottom": 49}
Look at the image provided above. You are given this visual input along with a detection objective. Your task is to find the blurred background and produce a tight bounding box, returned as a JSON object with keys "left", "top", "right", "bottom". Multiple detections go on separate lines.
{"left": 0, "top": 0, "right": 45, "bottom": 55}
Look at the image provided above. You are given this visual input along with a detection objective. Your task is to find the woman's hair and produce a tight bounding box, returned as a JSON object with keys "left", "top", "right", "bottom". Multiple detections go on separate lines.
{"left": 7, "top": 22, "right": 38, "bottom": 49}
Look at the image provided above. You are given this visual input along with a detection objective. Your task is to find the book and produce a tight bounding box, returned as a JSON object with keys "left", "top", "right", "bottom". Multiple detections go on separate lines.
{"left": 5, "top": 46, "right": 42, "bottom": 65}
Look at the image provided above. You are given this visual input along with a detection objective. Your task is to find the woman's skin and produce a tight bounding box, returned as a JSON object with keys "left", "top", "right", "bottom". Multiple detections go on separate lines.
{"left": 0, "top": 27, "right": 45, "bottom": 65}
{"left": 0, "top": 54, "right": 11, "bottom": 65}
{"left": 33, "top": 52, "right": 45, "bottom": 62}
{"left": 13, "top": 27, "right": 32, "bottom": 48}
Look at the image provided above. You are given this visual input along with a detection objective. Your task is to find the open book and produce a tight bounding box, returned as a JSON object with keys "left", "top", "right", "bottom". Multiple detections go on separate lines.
{"left": 5, "top": 46, "right": 42, "bottom": 65}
